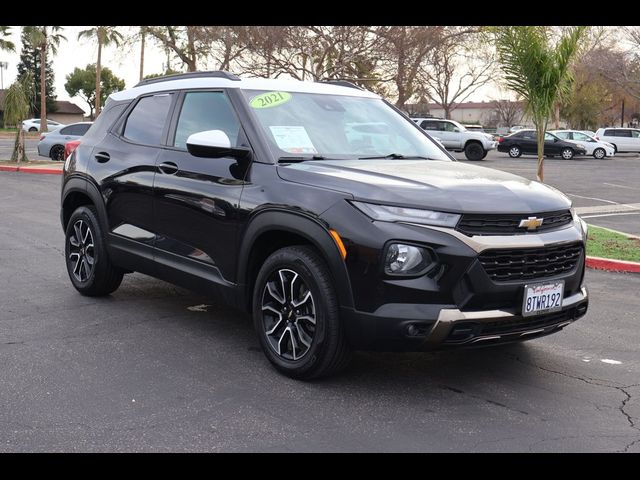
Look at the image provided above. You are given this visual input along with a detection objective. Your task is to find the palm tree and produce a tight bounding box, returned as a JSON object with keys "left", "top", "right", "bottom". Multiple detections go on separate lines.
{"left": 23, "top": 26, "right": 66, "bottom": 133}
{"left": 4, "top": 73, "right": 34, "bottom": 163}
{"left": 78, "top": 26, "right": 123, "bottom": 117}
{"left": 0, "top": 26, "right": 15, "bottom": 51}
{"left": 493, "top": 26, "right": 586, "bottom": 181}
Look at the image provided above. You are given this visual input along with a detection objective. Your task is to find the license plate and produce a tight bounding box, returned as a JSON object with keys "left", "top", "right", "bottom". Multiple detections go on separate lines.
{"left": 522, "top": 281, "right": 564, "bottom": 317}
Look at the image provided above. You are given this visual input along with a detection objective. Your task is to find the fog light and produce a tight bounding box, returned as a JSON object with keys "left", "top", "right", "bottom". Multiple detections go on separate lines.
{"left": 385, "top": 243, "right": 433, "bottom": 275}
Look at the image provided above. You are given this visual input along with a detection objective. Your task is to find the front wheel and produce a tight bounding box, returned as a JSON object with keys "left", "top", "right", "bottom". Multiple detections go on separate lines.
{"left": 593, "top": 148, "right": 606, "bottom": 159}
{"left": 561, "top": 147, "right": 575, "bottom": 160}
{"left": 253, "top": 245, "right": 352, "bottom": 380}
{"left": 508, "top": 145, "right": 522, "bottom": 158}
{"left": 28, "top": 127, "right": 37, "bottom": 132}
{"left": 464, "top": 142, "right": 485, "bottom": 161}
{"left": 65, "top": 206, "right": 124, "bottom": 296}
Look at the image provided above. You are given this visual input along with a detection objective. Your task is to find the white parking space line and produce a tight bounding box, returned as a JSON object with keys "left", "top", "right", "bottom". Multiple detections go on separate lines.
{"left": 566, "top": 193, "right": 619, "bottom": 204}
{"left": 581, "top": 212, "right": 640, "bottom": 219}
{"left": 576, "top": 203, "right": 640, "bottom": 215}
{"left": 603, "top": 182, "right": 639, "bottom": 190}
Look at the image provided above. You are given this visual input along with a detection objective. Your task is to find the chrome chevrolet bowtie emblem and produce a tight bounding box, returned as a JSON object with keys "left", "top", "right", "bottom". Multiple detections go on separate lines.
{"left": 519, "top": 217, "right": 544, "bottom": 230}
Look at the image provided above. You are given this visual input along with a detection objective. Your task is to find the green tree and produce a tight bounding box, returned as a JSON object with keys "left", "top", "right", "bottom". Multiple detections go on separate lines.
{"left": 65, "top": 64, "right": 125, "bottom": 119}
{"left": 143, "top": 68, "right": 180, "bottom": 80}
{"left": 0, "top": 26, "right": 15, "bottom": 51}
{"left": 16, "top": 29, "right": 57, "bottom": 118}
{"left": 22, "top": 26, "right": 65, "bottom": 132}
{"left": 493, "top": 26, "right": 586, "bottom": 181}
{"left": 77, "top": 27, "right": 123, "bottom": 117}
{"left": 4, "top": 73, "right": 34, "bottom": 163}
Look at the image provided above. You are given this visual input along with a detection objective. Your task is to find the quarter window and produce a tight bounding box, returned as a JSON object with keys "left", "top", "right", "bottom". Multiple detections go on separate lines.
{"left": 631, "top": 130, "right": 640, "bottom": 138}
{"left": 123, "top": 94, "right": 173, "bottom": 145}
{"left": 173, "top": 91, "right": 241, "bottom": 149}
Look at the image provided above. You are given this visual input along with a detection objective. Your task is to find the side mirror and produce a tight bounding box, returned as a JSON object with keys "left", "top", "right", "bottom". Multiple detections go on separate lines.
{"left": 186, "top": 130, "right": 252, "bottom": 160}
{"left": 553, "top": 138, "right": 558, "bottom": 142}
{"left": 453, "top": 127, "right": 460, "bottom": 132}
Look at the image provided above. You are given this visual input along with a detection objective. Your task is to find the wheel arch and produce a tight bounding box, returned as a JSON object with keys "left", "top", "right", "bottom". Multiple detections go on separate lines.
{"left": 237, "top": 210, "right": 354, "bottom": 313}
{"left": 61, "top": 178, "right": 108, "bottom": 234}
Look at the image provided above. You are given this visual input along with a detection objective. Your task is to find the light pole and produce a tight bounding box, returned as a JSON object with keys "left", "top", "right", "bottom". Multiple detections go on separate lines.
{"left": 0, "top": 62, "right": 7, "bottom": 90}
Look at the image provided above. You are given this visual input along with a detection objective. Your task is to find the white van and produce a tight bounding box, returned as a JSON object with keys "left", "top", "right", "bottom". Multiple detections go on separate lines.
{"left": 594, "top": 127, "right": 640, "bottom": 153}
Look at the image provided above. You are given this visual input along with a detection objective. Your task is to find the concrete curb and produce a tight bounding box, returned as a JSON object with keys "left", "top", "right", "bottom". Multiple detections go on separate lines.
{"left": 0, "top": 164, "right": 62, "bottom": 175}
{"left": 586, "top": 256, "right": 640, "bottom": 273}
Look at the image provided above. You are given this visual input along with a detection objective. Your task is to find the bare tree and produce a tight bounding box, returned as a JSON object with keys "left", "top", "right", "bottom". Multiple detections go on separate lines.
{"left": 146, "top": 26, "right": 212, "bottom": 72}
{"left": 492, "top": 99, "right": 523, "bottom": 127}
{"left": 421, "top": 31, "right": 495, "bottom": 118}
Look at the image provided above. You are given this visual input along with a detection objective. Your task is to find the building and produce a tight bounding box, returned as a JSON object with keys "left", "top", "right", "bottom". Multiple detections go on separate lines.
{"left": 0, "top": 89, "right": 85, "bottom": 126}
{"left": 48, "top": 100, "right": 86, "bottom": 124}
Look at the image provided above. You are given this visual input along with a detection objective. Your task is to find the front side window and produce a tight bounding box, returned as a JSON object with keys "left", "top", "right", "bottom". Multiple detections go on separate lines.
{"left": 242, "top": 90, "right": 451, "bottom": 161}
{"left": 572, "top": 132, "right": 591, "bottom": 141}
{"left": 554, "top": 131, "right": 570, "bottom": 139}
{"left": 123, "top": 94, "right": 173, "bottom": 145}
{"left": 544, "top": 132, "right": 558, "bottom": 141}
{"left": 442, "top": 122, "right": 456, "bottom": 132}
{"left": 173, "top": 91, "right": 240, "bottom": 149}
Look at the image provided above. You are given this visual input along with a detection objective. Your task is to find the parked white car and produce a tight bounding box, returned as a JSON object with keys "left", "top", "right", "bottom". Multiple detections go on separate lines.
{"left": 22, "top": 118, "right": 66, "bottom": 132}
{"left": 412, "top": 117, "right": 497, "bottom": 160}
{"left": 594, "top": 127, "right": 640, "bottom": 153}
{"left": 551, "top": 130, "right": 615, "bottom": 159}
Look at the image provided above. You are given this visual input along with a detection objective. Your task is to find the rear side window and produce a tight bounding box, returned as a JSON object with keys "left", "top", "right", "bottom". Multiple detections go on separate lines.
{"left": 554, "top": 132, "right": 570, "bottom": 139}
{"left": 632, "top": 130, "right": 640, "bottom": 138}
{"left": 173, "top": 91, "right": 241, "bottom": 149}
{"left": 421, "top": 120, "right": 438, "bottom": 130}
{"left": 81, "top": 103, "right": 128, "bottom": 145}
{"left": 61, "top": 124, "right": 90, "bottom": 136}
{"left": 123, "top": 94, "right": 173, "bottom": 145}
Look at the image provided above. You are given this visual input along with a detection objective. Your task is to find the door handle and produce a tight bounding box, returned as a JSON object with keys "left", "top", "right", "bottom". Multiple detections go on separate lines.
{"left": 158, "top": 161, "right": 179, "bottom": 174}
{"left": 94, "top": 152, "right": 110, "bottom": 163}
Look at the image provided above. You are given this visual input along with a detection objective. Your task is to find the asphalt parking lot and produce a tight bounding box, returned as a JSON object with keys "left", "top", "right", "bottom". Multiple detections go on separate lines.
{"left": 0, "top": 136, "right": 40, "bottom": 161}
{"left": 0, "top": 172, "right": 639, "bottom": 452}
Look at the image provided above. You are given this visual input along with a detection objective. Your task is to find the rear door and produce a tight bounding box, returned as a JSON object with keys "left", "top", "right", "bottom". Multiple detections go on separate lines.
{"left": 89, "top": 92, "right": 176, "bottom": 272}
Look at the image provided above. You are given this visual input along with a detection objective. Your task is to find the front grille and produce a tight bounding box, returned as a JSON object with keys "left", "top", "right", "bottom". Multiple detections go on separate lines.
{"left": 444, "top": 308, "right": 578, "bottom": 344}
{"left": 456, "top": 210, "right": 573, "bottom": 236}
{"left": 479, "top": 243, "right": 583, "bottom": 282}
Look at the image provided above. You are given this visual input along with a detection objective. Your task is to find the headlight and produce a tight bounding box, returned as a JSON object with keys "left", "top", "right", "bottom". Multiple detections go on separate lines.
{"left": 384, "top": 243, "right": 434, "bottom": 275}
{"left": 351, "top": 201, "right": 461, "bottom": 228}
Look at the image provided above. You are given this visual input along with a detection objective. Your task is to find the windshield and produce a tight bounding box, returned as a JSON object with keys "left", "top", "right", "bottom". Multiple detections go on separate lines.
{"left": 241, "top": 89, "right": 451, "bottom": 161}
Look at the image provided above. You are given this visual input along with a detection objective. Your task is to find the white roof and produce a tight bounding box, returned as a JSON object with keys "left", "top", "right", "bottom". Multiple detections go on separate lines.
{"left": 109, "top": 76, "right": 380, "bottom": 102}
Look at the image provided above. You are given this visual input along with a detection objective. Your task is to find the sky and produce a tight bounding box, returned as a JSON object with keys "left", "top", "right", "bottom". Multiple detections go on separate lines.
{"left": 0, "top": 26, "right": 502, "bottom": 115}
{"left": 1, "top": 26, "right": 169, "bottom": 115}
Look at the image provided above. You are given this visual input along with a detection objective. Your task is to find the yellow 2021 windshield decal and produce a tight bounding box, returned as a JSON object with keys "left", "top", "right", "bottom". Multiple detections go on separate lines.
{"left": 250, "top": 91, "right": 292, "bottom": 109}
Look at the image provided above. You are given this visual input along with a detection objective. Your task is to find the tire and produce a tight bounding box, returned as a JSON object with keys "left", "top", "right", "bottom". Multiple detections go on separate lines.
{"left": 28, "top": 127, "right": 37, "bottom": 132}
{"left": 253, "top": 245, "right": 352, "bottom": 380}
{"left": 481, "top": 150, "right": 489, "bottom": 159}
{"left": 64, "top": 206, "right": 124, "bottom": 296}
{"left": 464, "top": 142, "right": 485, "bottom": 161}
{"left": 561, "top": 147, "right": 574, "bottom": 160}
{"left": 50, "top": 144, "right": 65, "bottom": 161}
{"left": 593, "top": 148, "right": 606, "bottom": 159}
{"left": 508, "top": 145, "right": 522, "bottom": 158}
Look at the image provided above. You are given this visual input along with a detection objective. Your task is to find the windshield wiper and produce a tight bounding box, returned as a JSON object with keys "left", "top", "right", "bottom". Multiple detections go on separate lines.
{"left": 358, "top": 153, "right": 436, "bottom": 160}
{"left": 278, "top": 155, "right": 327, "bottom": 163}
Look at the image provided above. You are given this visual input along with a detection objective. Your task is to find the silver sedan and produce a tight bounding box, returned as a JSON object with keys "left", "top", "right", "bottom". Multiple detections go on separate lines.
{"left": 37, "top": 122, "right": 93, "bottom": 161}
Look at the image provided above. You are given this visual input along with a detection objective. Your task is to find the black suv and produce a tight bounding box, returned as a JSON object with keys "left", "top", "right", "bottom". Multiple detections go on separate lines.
{"left": 61, "top": 72, "right": 589, "bottom": 379}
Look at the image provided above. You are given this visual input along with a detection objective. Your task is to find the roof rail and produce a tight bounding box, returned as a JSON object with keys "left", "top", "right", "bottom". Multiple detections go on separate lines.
{"left": 317, "top": 79, "right": 364, "bottom": 91}
{"left": 134, "top": 70, "right": 241, "bottom": 87}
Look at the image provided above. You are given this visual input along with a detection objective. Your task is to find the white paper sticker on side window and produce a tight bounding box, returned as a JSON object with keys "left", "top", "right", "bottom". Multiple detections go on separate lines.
{"left": 269, "top": 126, "right": 317, "bottom": 154}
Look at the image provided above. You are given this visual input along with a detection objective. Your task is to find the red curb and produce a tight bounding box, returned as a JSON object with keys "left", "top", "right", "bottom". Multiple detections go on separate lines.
{"left": 0, "top": 165, "right": 62, "bottom": 175}
{"left": 586, "top": 256, "right": 640, "bottom": 273}
{"left": 18, "top": 167, "right": 63, "bottom": 175}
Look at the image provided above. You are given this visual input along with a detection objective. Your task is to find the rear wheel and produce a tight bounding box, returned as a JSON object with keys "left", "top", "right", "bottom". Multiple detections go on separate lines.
{"left": 50, "top": 144, "right": 65, "bottom": 161}
{"left": 508, "top": 145, "right": 522, "bottom": 158}
{"left": 593, "top": 148, "right": 606, "bottom": 159}
{"left": 65, "top": 206, "right": 124, "bottom": 296}
{"left": 561, "top": 147, "right": 574, "bottom": 160}
{"left": 28, "top": 127, "right": 37, "bottom": 132}
{"left": 253, "top": 245, "right": 352, "bottom": 380}
{"left": 464, "top": 142, "right": 485, "bottom": 161}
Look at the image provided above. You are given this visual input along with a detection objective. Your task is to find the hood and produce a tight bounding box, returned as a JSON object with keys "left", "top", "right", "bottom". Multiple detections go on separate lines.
{"left": 277, "top": 160, "right": 572, "bottom": 214}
